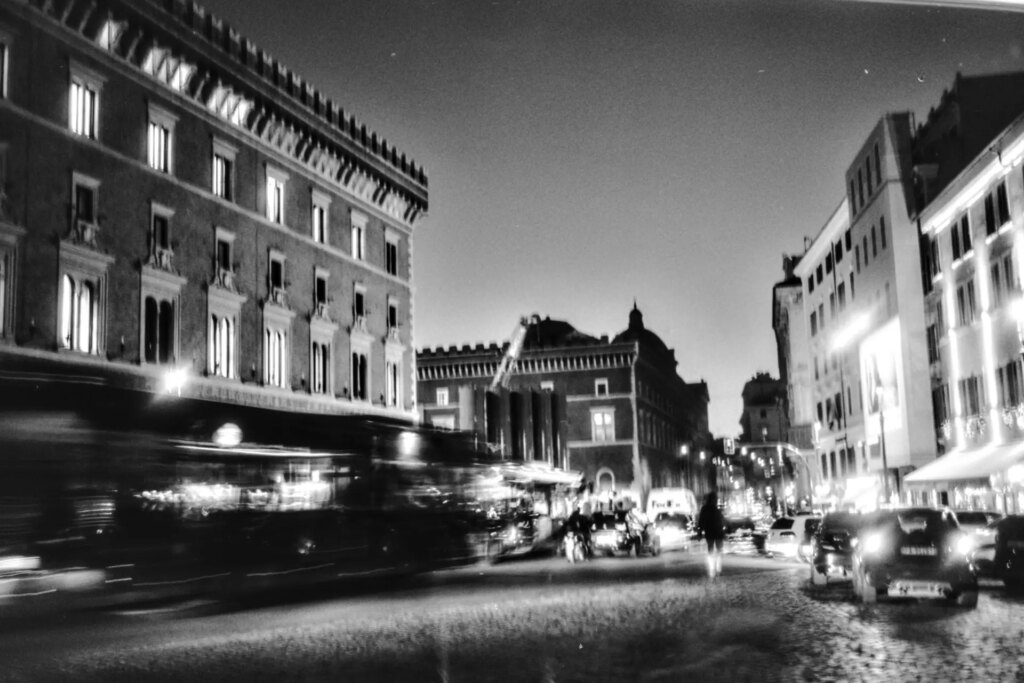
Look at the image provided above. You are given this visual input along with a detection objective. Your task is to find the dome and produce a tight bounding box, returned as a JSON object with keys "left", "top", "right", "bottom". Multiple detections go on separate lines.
{"left": 612, "top": 303, "right": 671, "bottom": 356}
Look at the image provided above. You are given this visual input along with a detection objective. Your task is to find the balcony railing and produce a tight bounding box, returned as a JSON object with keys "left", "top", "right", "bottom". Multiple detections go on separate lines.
{"left": 352, "top": 314, "right": 367, "bottom": 333}
{"left": 70, "top": 219, "right": 100, "bottom": 248}
{"left": 269, "top": 286, "right": 287, "bottom": 306}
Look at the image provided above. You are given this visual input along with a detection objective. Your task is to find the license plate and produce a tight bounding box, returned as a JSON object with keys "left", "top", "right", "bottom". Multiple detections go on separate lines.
{"left": 887, "top": 580, "right": 948, "bottom": 598}
{"left": 900, "top": 546, "right": 937, "bottom": 556}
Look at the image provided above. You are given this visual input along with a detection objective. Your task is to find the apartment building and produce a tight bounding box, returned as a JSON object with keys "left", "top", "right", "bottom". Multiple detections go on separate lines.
{"left": 0, "top": 0, "right": 426, "bottom": 429}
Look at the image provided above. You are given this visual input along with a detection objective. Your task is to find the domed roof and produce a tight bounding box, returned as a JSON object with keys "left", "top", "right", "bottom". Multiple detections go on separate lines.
{"left": 612, "top": 303, "right": 671, "bottom": 356}
{"left": 522, "top": 316, "right": 598, "bottom": 349}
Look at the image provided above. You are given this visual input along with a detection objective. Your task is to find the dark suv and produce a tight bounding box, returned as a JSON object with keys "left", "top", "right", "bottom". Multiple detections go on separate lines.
{"left": 852, "top": 507, "right": 977, "bottom": 607}
{"left": 809, "top": 511, "right": 866, "bottom": 586}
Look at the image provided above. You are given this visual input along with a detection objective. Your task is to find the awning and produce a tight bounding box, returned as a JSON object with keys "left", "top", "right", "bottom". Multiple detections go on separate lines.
{"left": 904, "top": 442, "right": 1024, "bottom": 484}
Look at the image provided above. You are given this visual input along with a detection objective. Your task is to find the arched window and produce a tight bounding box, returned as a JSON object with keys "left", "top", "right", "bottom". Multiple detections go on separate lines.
{"left": 596, "top": 468, "right": 615, "bottom": 494}
{"left": 158, "top": 300, "right": 174, "bottom": 364}
{"left": 60, "top": 274, "right": 75, "bottom": 349}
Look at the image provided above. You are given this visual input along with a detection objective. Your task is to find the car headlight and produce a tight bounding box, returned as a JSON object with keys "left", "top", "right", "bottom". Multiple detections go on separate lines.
{"left": 955, "top": 535, "right": 974, "bottom": 556}
{"left": 862, "top": 533, "right": 884, "bottom": 554}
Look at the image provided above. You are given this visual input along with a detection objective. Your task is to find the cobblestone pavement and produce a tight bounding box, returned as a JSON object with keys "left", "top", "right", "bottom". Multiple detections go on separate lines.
{"left": 2, "top": 556, "right": 1022, "bottom": 682}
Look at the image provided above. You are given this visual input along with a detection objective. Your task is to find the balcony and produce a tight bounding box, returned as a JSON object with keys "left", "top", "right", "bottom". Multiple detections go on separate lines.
{"left": 69, "top": 219, "right": 100, "bottom": 248}
{"left": 352, "top": 314, "right": 367, "bottom": 334}
{"left": 213, "top": 268, "right": 236, "bottom": 291}
{"left": 147, "top": 246, "right": 174, "bottom": 271}
{"left": 269, "top": 286, "right": 288, "bottom": 307}
{"left": 386, "top": 325, "right": 401, "bottom": 342}
{"left": 314, "top": 301, "right": 330, "bottom": 320}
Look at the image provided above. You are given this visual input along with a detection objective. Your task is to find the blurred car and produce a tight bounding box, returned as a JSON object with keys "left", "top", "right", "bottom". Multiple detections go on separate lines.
{"left": 991, "top": 514, "right": 1024, "bottom": 590}
{"left": 651, "top": 513, "right": 693, "bottom": 552}
{"left": 765, "top": 514, "right": 820, "bottom": 560}
{"left": 852, "top": 507, "right": 977, "bottom": 607}
{"left": 809, "top": 511, "right": 869, "bottom": 586}
{"left": 968, "top": 518, "right": 1002, "bottom": 579}
{"left": 591, "top": 511, "right": 658, "bottom": 557}
{"left": 952, "top": 510, "right": 1003, "bottom": 552}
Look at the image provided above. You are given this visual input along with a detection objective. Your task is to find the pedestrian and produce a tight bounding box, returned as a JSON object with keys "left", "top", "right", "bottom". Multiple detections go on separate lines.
{"left": 697, "top": 491, "right": 726, "bottom": 580}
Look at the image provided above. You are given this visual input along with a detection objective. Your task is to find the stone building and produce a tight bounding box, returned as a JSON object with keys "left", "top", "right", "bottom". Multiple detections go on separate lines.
{"left": 0, "top": 0, "right": 425, "bottom": 426}
{"left": 417, "top": 305, "right": 711, "bottom": 505}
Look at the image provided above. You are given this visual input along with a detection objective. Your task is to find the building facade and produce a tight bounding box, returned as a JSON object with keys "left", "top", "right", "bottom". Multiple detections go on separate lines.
{"left": 788, "top": 72, "right": 1024, "bottom": 511}
{"left": 909, "top": 108, "right": 1024, "bottom": 513}
{"left": 417, "top": 306, "right": 712, "bottom": 505}
{"left": 0, "top": 0, "right": 425, "bottom": 424}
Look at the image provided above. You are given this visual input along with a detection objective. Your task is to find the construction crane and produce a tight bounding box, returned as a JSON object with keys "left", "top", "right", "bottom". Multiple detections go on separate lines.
{"left": 490, "top": 314, "right": 540, "bottom": 391}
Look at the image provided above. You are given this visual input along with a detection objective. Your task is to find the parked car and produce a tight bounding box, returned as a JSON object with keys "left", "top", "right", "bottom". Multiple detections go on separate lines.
{"left": 991, "top": 514, "right": 1024, "bottom": 590}
{"left": 852, "top": 507, "right": 977, "bottom": 607}
{"left": 765, "top": 514, "right": 820, "bottom": 560}
{"left": 968, "top": 518, "right": 1003, "bottom": 579}
{"left": 809, "top": 511, "right": 870, "bottom": 586}
{"left": 591, "top": 510, "right": 658, "bottom": 557}
{"left": 651, "top": 513, "right": 693, "bottom": 552}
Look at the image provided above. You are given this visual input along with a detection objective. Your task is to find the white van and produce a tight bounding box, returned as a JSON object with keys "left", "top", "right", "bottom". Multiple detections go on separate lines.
{"left": 645, "top": 488, "right": 698, "bottom": 521}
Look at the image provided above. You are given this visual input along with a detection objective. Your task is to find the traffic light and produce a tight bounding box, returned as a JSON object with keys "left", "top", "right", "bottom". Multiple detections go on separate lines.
{"left": 724, "top": 437, "right": 735, "bottom": 455}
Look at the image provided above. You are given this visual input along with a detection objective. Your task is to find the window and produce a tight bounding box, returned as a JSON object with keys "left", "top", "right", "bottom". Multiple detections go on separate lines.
{"left": 353, "top": 285, "right": 366, "bottom": 329}
{"left": 213, "top": 227, "right": 237, "bottom": 291}
{"left": 936, "top": 296, "right": 946, "bottom": 334}
{"left": 871, "top": 225, "right": 877, "bottom": 257}
{"left": 60, "top": 274, "right": 98, "bottom": 353}
{"left": 351, "top": 349, "right": 369, "bottom": 400}
{"left": 857, "top": 168, "right": 864, "bottom": 207}
{"left": 208, "top": 255, "right": 245, "bottom": 380}
{"left": 540, "top": 381, "right": 554, "bottom": 392}
{"left": 926, "top": 323, "right": 939, "bottom": 364}
{"left": 212, "top": 138, "right": 236, "bottom": 201}
{"left": 855, "top": 244, "right": 860, "bottom": 273}
{"left": 958, "top": 375, "right": 983, "bottom": 417}
{"left": 0, "top": 32, "right": 8, "bottom": 99}
{"left": 829, "top": 292, "right": 836, "bottom": 318}
{"left": 0, "top": 231, "right": 13, "bottom": 340}
{"left": 807, "top": 276, "right": 814, "bottom": 294}
{"left": 849, "top": 179, "right": 857, "bottom": 213}
{"left": 951, "top": 220, "right": 961, "bottom": 261}
{"left": 268, "top": 250, "right": 286, "bottom": 305}
{"left": 385, "top": 360, "right": 399, "bottom": 407}
{"left": 933, "top": 384, "right": 950, "bottom": 426}
{"left": 817, "top": 303, "right": 825, "bottom": 332}
{"left": 825, "top": 252, "right": 832, "bottom": 274}
{"left": 999, "top": 361, "right": 1023, "bottom": 408}
{"left": 956, "top": 279, "right": 977, "bottom": 326}
{"left": 265, "top": 166, "right": 288, "bottom": 224}
{"left": 385, "top": 233, "right": 399, "bottom": 276}
{"left": 148, "top": 203, "right": 173, "bottom": 270}
{"left": 960, "top": 214, "right": 972, "bottom": 256}
{"left": 987, "top": 182, "right": 1010, "bottom": 236}
{"left": 311, "top": 189, "right": 330, "bottom": 244}
{"left": 845, "top": 229, "right": 852, "bottom": 251}
{"left": 991, "top": 252, "right": 1018, "bottom": 309}
{"left": 849, "top": 272, "right": 855, "bottom": 299}
{"left": 210, "top": 313, "right": 234, "bottom": 378}
{"left": 813, "top": 356, "right": 819, "bottom": 380}
{"left": 147, "top": 103, "right": 175, "bottom": 173}
{"left": 865, "top": 157, "right": 873, "bottom": 195}
{"left": 313, "top": 268, "right": 329, "bottom": 318}
{"left": 591, "top": 408, "right": 615, "bottom": 442}
{"left": 816, "top": 264, "right": 823, "bottom": 284}
{"left": 837, "top": 282, "right": 846, "bottom": 311}
{"left": 142, "top": 295, "right": 175, "bottom": 364}
{"left": 810, "top": 311, "right": 817, "bottom": 336}
{"left": 929, "top": 236, "right": 940, "bottom": 279}
{"left": 595, "top": 378, "right": 609, "bottom": 396}
{"left": 311, "top": 340, "right": 331, "bottom": 395}
{"left": 264, "top": 327, "right": 287, "bottom": 388}
{"left": 879, "top": 217, "right": 887, "bottom": 250}
{"left": 351, "top": 211, "right": 367, "bottom": 260}
{"left": 387, "top": 297, "right": 399, "bottom": 338}
{"left": 436, "top": 387, "right": 449, "bottom": 406}
{"left": 874, "top": 142, "right": 881, "bottom": 185}
{"left": 862, "top": 235, "right": 869, "bottom": 266}
{"left": 69, "top": 62, "right": 102, "bottom": 139}
{"left": 835, "top": 241, "right": 843, "bottom": 263}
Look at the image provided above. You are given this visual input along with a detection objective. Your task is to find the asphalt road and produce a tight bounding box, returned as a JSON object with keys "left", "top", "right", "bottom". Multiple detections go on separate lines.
{"left": 1, "top": 550, "right": 1022, "bottom": 682}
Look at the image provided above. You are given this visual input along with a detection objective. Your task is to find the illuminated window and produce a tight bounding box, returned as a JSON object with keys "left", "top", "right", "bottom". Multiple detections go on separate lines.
{"left": 0, "top": 32, "right": 9, "bottom": 99}
{"left": 955, "top": 279, "right": 977, "bottom": 326}
{"left": 69, "top": 62, "right": 103, "bottom": 139}
{"left": 265, "top": 166, "right": 288, "bottom": 224}
{"left": 351, "top": 349, "right": 369, "bottom": 400}
{"left": 591, "top": 408, "right": 615, "bottom": 442}
{"left": 147, "top": 104, "right": 175, "bottom": 173}
{"left": 264, "top": 327, "right": 287, "bottom": 387}
{"left": 436, "top": 387, "right": 449, "bottom": 406}
{"left": 311, "top": 340, "right": 331, "bottom": 395}
{"left": 210, "top": 313, "right": 234, "bottom": 378}
{"left": 351, "top": 211, "right": 367, "bottom": 260}
{"left": 385, "top": 360, "right": 399, "bottom": 407}
{"left": 311, "top": 189, "right": 331, "bottom": 244}
{"left": 212, "top": 138, "right": 236, "bottom": 201}
{"left": 60, "top": 274, "right": 97, "bottom": 353}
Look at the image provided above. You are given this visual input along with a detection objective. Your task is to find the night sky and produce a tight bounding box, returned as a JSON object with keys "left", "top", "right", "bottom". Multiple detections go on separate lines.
{"left": 198, "top": 0, "right": 1024, "bottom": 436}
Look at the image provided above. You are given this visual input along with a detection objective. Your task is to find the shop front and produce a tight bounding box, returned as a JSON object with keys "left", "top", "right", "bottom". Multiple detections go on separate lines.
{"left": 904, "top": 442, "right": 1024, "bottom": 514}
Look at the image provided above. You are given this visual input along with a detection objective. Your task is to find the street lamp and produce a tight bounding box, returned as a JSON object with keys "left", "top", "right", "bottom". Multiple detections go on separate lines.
{"left": 876, "top": 385, "right": 890, "bottom": 504}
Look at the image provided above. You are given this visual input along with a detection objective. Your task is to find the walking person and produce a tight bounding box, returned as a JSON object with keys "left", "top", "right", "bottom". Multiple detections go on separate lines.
{"left": 697, "top": 491, "right": 726, "bottom": 580}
